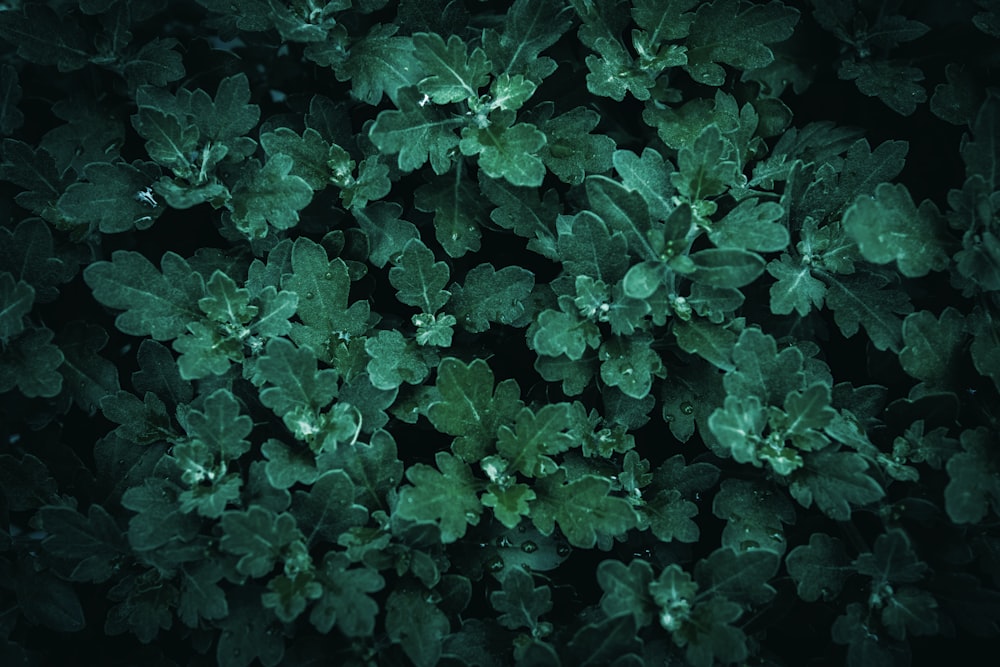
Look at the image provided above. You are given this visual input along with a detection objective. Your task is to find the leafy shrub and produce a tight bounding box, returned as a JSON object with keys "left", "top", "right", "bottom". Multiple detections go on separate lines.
{"left": 1, "top": 0, "right": 999, "bottom": 665}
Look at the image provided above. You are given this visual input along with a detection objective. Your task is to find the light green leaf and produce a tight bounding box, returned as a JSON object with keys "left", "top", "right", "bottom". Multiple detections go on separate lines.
{"left": 786, "top": 532, "right": 852, "bottom": 602}
{"left": 766, "top": 254, "right": 826, "bottom": 316}
{"left": 538, "top": 106, "right": 616, "bottom": 185}
{"left": 397, "top": 451, "right": 482, "bottom": 543}
{"left": 448, "top": 263, "right": 534, "bottom": 332}
{"left": 368, "top": 88, "right": 464, "bottom": 174}
{"left": 414, "top": 32, "right": 491, "bottom": 104}
{"left": 497, "top": 404, "right": 576, "bottom": 477}
{"left": 709, "top": 199, "right": 789, "bottom": 252}
{"left": 230, "top": 154, "right": 314, "bottom": 238}
{"left": 531, "top": 470, "right": 639, "bottom": 549}
{"left": 843, "top": 182, "right": 951, "bottom": 277}
{"left": 899, "top": 308, "right": 966, "bottom": 384}
{"left": 460, "top": 114, "right": 546, "bottom": 187}
{"left": 389, "top": 239, "right": 451, "bottom": 313}
{"left": 688, "top": 248, "right": 765, "bottom": 288}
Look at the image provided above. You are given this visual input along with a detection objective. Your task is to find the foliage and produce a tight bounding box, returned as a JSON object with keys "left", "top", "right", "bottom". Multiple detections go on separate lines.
{"left": 1, "top": 0, "right": 998, "bottom": 665}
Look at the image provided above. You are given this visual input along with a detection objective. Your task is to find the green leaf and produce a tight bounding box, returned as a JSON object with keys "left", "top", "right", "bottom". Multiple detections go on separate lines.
{"left": 497, "top": 403, "right": 576, "bottom": 477}
{"left": 854, "top": 529, "right": 927, "bottom": 584}
{"left": 123, "top": 38, "right": 186, "bottom": 89}
{"left": 292, "top": 470, "right": 368, "bottom": 543}
{"left": 598, "top": 558, "right": 656, "bottom": 627}
{"left": 261, "top": 438, "right": 319, "bottom": 490}
{"left": 672, "top": 317, "right": 737, "bottom": 372}
{"left": 53, "top": 322, "right": 121, "bottom": 415}
{"left": 39, "top": 503, "right": 128, "bottom": 583}
{"left": 962, "top": 95, "right": 1000, "bottom": 189}
{"left": 557, "top": 212, "right": 630, "bottom": 283}
{"left": 532, "top": 308, "right": 601, "bottom": 360}
{"left": 480, "top": 481, "right": 536, "bottom": 529}
{"left": 587, "top": 175, "right": 656, "bottom": 260}
{"left": 684, "top": 0, "right": 799, "bottom": 86}
{"left": 790, "top": 450, "right": 885, "bottom": 520}
{"left": 482, "top": 175, "right": 561, "bottom": 259}
{"left": 335, "top": 24, "right": 419, "bottom": 105}
{"left": 483, "top": 0, "right": 572, "bottom": 79}
{"left": 491, "top": 567, "right": 552, "bottom": 631}
{"left": 695, "top": 546, "right": 779, "bottom": 605}
{"left": 786, "top": 532, "right": 853, "bottom": 602}
{"left": 538, "top": 107, "right": 616, "bottom": 185}
{"left": 0, "top": 139, "right": 74, "bottom": 217}
{"left": 189, "top": 72, "right": 261, "bottom": 145}
{"left": 256, "top": 337, "right": 339, "bottom": 420}
{"left": 0, "top": 274, "right": 33, "bottom": 343}
{"left": 823, "top": 270, "right": 913, "bottom": 353}
{"left": 176, "top": 561, "right": 228, "bottom": 627}
{"left": 671, "top": 124, "right": 740, "bottom": 201}
{"left": 260, "top": 126, "right": 335, "bottom": 191}
{"left": 230, "top": 154, "right": 314, "bottom": 238}
{"left": 284, "top": 236, "right": 370, "bottom": 354}
{"left": 724, "top": 327, "right": 805, "bottom": 405}
{"left": 385, "top": 588, "right": 450, "bottom": 667}
{"left": 599, "top": 335, "right": 664, "bottom": 399}
{"left": 0, "top": 4, "right": 90, "bottom": 71}
{"left": 182, "top": 388, "right": 253, "bottom": 461}
{"left": 131, "top": 108, "right": 198, "bottom": 173}
{"left": 766, "top": 253, "right": 826, "bottom": 317}
{"left": 459, "top": 113, "right": 547, "bottom": 187}
{"left": 688, "top": 247, "right": 765, "bottom": 288}
{"left": 427, "top": 357, "right": 523, "bottom": 461}
{"left": 0, "top": 218, "right": 74, "bottom": 303}
{"left": 843, "top": 182, "right": 951, "bottom": 277}
{"left": 585, "top": 37, "right": 655, "bottom": 102}
{"left": 709, "top": 199, "right": 789, "bottom": 252}
{"left": 310, "top": 552, "right": 384, "bottom": 636}
{"left": 0, "top": 64, "right": 24, "bottom": 135}
{"left": 613, "top": 147, "right": 676, "bottom": 222}
{"left": 0, "top": 326, "right": 65, "bottom": 398}
{"left": 414, "top": 159, "right": 486, "bottom": 257}
{"left": 352, "top": 201, "right": 420, "bottom": 269}
{"left": 389, "top": 238, "right": 451, "bottom": 313}
{"left": 397, "top": 451, "right": 482, "bottom": 543}
{"left": 899, "top": 308, "right": 966, "bottom": 384}
{"left": 84, "top": 250, "right": 204, "bottom": 340}
{"left": 839, "top": 59, "right": 926, "bottom": 116}
{"left": 643, "top": 489, "right": 700, "bottom": 543}
{"left": 369, "top": 87, "right": 464, "bottom": 174}
{"left": 59, "top": 160, "right": 165, "bottom": 233}
{"left": 712, "top": 478, "right": 796, "bottom": 554}
{"left": 448, "top": 263, "right": 534, "bottom": 332}
{"left": 365, "top": 329, "right": 432, "bottom": 389}
{"left": 220, "top": 507, "right": 303, "bottom": 577}
{"left": 413, "top": 32, "right": 491, "bottom": 104}
{"left": 945, "top": 427, "right": 1000, "bottom": 524}
{"left": 531, "top": 470, "right": 639, "bottom": 549}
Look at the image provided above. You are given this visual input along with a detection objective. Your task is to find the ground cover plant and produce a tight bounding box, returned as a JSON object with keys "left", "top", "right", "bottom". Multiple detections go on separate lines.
{"left": 1, "top": 0, "right": 999, "bottom": 665}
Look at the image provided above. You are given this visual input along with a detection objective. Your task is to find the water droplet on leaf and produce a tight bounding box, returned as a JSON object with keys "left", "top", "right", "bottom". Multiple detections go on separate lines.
{"left": 487, "top": 556, "right": 505, "bottom": 572}
{"left": 521, "top": 541, "right": 538, "bottom": 553}
{"left": 680, "top": 401, "right": 694, "bottom": 415}
{"left": 556, "top": 545, "right": 571, "bottom": 557}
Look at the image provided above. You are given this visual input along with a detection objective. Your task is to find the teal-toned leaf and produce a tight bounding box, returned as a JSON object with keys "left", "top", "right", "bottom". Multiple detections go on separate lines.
{"left": 843, "top": 182, "right": 951, "bottom": 277}
{"left": 482, "top": 175, "right": 561, "bottom": 260}
{"left": 491, "top": 567, "right": 552, "bottom": 631}
{"left": 613, "top": 147, "right": 676, "bottom": 222}
{"left": 58, "top": 160, "right": 163, "bottom": 232}
{"left": 899, "top": 308, "right": 966, "bottom": 384}
{"left": 182, "top": 388, "right": 253, "bottom": 461}
{"left": 123, "top": 37, "right": 186, "bottom": 89}
{"left": 854, "top": 529, "right": 927, "bottom": 584}
{"left": 389, "top": 238, "right": 451, "bottom": 313}
{"left": 84, "top": 250, "right": 204, "bottom": 340}
{"left": 790, "top": 450, "right": 885, "bottom": 520}
{"left": 643, "top": 489, "right": 700, "bottom": 543}
{"left": 695, "top": 546, "right": 779, "bottom": 605}
{"left": 538, "top": 107, "right": 616, "bottom": 185}
{"left": 230, "top": 155, "right": 314, "bottom": 238}
{"left": 310, "top": 552, "right": 384, "bottom": 636}
{"left": 709, "top": 199, "right": 789, "bottom": 252}
{"left": 220, "top": 507, "right": 303, "bottom": 577}
{"left": 261, "top": 438, "right": 319, "bottom": 490}
{"left": 673, "top": 317, "right": 737, "bottom": 372}
{"left": 54, "top": 322, "right": 121, "bottom": 415}
{"left": 414, "top": 159, "right": 486, "bottom": 257}
{"left": 0, "top": 4, "right": 90, "bottom": 71}
{"left": 460, "top": 114, "right": 546, "bottom": 187}
{"left": 385, "top": 588, "right": 450, "bottom": 667}
{"left": 671, "top": 124, "right": 740, "bottom": 201}
{"left": 786, "top": 532, "right": 852, "bottom": 601}
{"left": 497, "top": 404, "right": 576, "bottom": 477}
{"left": 352, "top": 201, "right": 420, "bottom": 269}
{"left": 946, "top": 427, "right": 1000, "bottom": 524}
{"left": 480, "top": 481, "right": 536, "bottom": 529}
{"left": 688, "top": 248, "right": 765, "bottom": 288}
{"left": 482, "top": 0, "right": 572, "bottom": 79}
{"left": 599, "top": 335, "right": 664, "bottom": 399}
{"left": 189, "top": 72, "right": 261, "bottom": 145}
{"left": 397, "top": 451, "right": 482, "bottom": 543}
{"left": 413, "top": 32, "right": 491, "bottom": 104}
{"left": 766, "top": 253, "right": 826, "bottom": 316}
{"left": 448, "top": 263, "right": 534, "bottom": 332}
{"left": 335, "top": 24, "right": 419, "bottom": 105}
{"left": 260, "top": 126, "right": 335, "bottom": 191}
{"left": 0, "top": 64, "right": 24, "bottom": 135}
{"left": 131, "top": 108, "right": 198, "bottom": 173}
{"left": 292, "top": 470, "right": 368, "bottom": 543}
{"left": 0, "top": 274, "right": 33, "bottom": 343}
{"left": 0, "top": 218, "right": 74, "bottom": 303}
{"left": 839, "top": 59, "right": 926, "bottom": 116}
{"left": 365, "top": 329, "right": 431, "bottom": 389}
{"left": 39, "top": 503, "right": 128, "bottom": 583}
{"left": 532, "top": 308, "right": 601, "bottom": 360}
{"left": 684, "top": 0, "right": 799, "bottom": 86}
{"left": 587, "top": 175, "right": 656, "bottom": 260}
{"left": 531, "top": 470, "right": 639, "bottom": 549}
{"left": 257, "top": 337, "right": 339, "bottom": 419}
{"left": 824, "top": 270, "right": 913, "bottom": 353}
{"left": 369, "top": 87, "right": 464, "bottom": 174}
{"left": 598, "top": 558, "right": 656, "bottom": 627}
{"left": 0, "top": 326, "right": 64, "bottom": 398}
{"left": 557, "top": 211, "right": 630, "bottom": 283}
{"left": 427, "top": 357, "right": 523, "bottom": 461}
